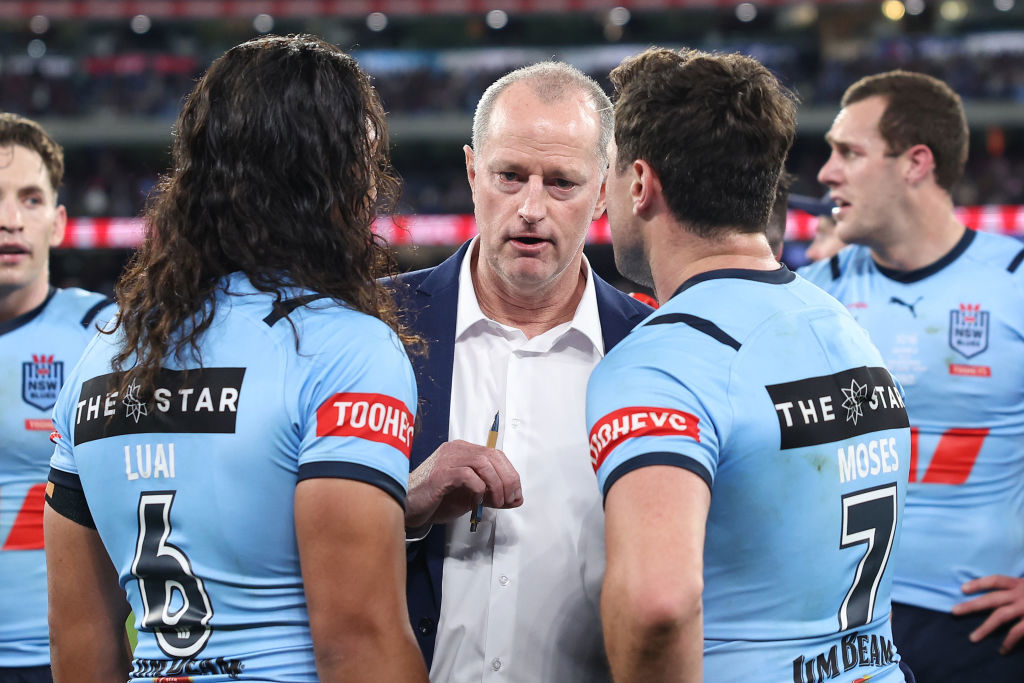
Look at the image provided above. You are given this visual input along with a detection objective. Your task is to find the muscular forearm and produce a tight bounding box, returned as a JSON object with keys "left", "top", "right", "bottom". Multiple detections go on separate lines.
{"left": 603, "top": 581, "right": 704, "bottom": 682}
{"left": 50, "top": 611, "right": 132, "bottom": 682}
{"left": 314, "top": 621, "right": 427, "bottom": 683}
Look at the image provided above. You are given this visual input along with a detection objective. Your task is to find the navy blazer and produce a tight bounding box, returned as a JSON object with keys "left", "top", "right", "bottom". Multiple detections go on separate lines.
{"left": 387, "top": 240, "right": 652, "bottom": 666}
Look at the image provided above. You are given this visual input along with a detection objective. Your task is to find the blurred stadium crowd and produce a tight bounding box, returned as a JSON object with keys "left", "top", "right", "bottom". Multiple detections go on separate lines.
{"left": 1, "top": 0, "right": 1023, "bottom": 288}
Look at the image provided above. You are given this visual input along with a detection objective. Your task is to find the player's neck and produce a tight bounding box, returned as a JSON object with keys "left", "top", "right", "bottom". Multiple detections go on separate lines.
{"left": 652, "top": 226, "right": 779, "bottom": 305}
{"left": 869, "top": 193, "right": 965, "bottom": 272}
{"left": 0, "top": 276, "right": 51, "bottom": 324}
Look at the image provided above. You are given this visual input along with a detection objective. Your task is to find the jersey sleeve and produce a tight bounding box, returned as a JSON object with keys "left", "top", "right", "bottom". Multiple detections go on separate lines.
{"left": 295, "top": 317, "right": 417, "bottom": 508}
{"left": 48, "top": 362, "right": 82, "bottom": 481}
{"left": 586, "top": 335, "right": 727, "bottom": 500}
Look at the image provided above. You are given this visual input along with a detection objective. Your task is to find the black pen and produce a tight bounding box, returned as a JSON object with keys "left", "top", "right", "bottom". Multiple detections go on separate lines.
{"left": 470, "top": 412, "right": 500, "bottom": 532}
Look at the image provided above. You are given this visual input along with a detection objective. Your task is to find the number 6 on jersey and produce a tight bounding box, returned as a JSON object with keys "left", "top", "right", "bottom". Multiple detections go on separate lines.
{"left": 131, "top": 491, "right": 214, "bottom": 658}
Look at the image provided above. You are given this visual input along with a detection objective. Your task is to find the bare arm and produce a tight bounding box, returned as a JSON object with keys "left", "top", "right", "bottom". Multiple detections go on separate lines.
{"left": 602, "top": 465, "right": 710, "bottom": 683}
{"left": 296, "top": 477, "right": 428, "bottom": 683}
{"left": 44, "top": 504, "right": 132, "bottom": 683}
{"left": 952, "top": 575, "right": 1024, "bottom": 655}
{"left": 405, "top": 439, "right": 523, "bottom": 530}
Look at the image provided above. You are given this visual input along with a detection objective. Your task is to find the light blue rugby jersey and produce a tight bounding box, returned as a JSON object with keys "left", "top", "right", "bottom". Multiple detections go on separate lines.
{"left": 0, "top": 287, "right": 112, "bottom": 667}
{"left": 48, "top": 272, "right": 416, "bottom": 683}
{"left": 800, "top": 229, "right": 1024, "bottom": 613}
{"left": 587, "top": 267, "right": 911, "bottom": 682}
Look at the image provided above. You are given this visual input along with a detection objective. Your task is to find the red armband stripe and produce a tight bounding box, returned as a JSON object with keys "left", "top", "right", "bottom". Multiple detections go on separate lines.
{"left": 315, "top": 392, "right": 414, "bottom": 458}
{"left": 589, "top": 406, "right": 700, "bottom": 472}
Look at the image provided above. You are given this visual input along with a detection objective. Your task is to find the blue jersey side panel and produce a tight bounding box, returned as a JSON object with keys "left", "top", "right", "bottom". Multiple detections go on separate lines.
{"left": 49, "top": 273, "right": 416, "bottom": 682}
{"left": 801, "top": 232, "right": 1024, "bottom": 612}
{"left": 0, "top": 288, "right": 113, "bottom": 666}
{"left": 587, "top": 271, "right": 911, "bottom": 681}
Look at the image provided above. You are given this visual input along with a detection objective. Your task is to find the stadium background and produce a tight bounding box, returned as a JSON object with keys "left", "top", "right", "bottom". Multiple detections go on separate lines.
{"left": 3, "top": 0, "right": 1024, "bottom": 296}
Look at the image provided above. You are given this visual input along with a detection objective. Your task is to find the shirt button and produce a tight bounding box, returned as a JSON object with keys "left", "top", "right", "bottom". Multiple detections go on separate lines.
{"left": 510, "top": 418, "right": 521, "bottom": 429}
{"left": 491, "top": 658, "right": 502, "bottom": 671}
{"left": 498, "top": 575, "right": 510, "bottom": 586}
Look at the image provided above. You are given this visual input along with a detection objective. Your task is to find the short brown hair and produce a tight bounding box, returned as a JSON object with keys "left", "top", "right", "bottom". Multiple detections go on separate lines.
{"left": 0, "top": 112, "right": 64, "bottom": 193}
{"left": 610, "top": 48, "right": 796, "bottom": 237}
{"left": 842, "top": 70, "right": 967, "bottom": 191}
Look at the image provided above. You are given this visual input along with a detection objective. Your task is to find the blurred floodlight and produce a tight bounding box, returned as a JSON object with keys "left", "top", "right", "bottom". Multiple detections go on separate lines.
{"left": 486, "top": 10, "right": 509, "bottom": 30}
{"left": 28, "top": 15, "right": 49, "bottom": 34}
{"left": 995, "top": 0, "right": 1015, "bottom": 10}
{"left": 367, "top": 12, "right": 388, "bottom": 32}
{"left": 940, "top": 0, "right": 968, "bottom": 20}
{"left": 609, "top": 7, "right": 631, "bottom": 27}
{"left": 784, "top": 3, "right": 818, "bottom": 28}
{"left": 736, "top": 3, "right": 758, "bottom": 22}
{"left": 882, "top": 0, "right": 906, "bottom": 21}
{"left": 253, "top": 13, "right": 274, "bottom": 33}
{"left": 905, "top": 0, "right": 925, "bottom": 14}
{"left": 27, "top": 39, "right": 46, "bottom": 59}
{"left": 130, "top": 14, "right": 152, "bottom": 34}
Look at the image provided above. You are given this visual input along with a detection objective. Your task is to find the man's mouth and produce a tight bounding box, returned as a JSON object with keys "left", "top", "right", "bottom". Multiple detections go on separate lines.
{"left": 0, "top": 244, "right": 29, "bottom": 256}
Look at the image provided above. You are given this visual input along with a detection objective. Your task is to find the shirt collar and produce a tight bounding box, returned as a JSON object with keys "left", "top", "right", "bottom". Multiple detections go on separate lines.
{"left": 455, "top": 237, "right": 605, "bottom": 355}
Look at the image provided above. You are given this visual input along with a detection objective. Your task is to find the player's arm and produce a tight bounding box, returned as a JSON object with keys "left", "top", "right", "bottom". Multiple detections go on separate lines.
{"left": 952, "top": 575, "right": 1024, "bottom": 655}
{"left": 602, "top": 465, "right": 710, "bottom": 683}
{"left": 296, "top": 477, "right": 428, "bottom": 682}
{"left": 44, "top": 501, "right": 132, "bottom": 683}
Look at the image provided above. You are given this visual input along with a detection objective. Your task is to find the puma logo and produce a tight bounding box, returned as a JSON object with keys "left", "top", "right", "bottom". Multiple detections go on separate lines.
{"left": 889, "top": 296, "right": 923, "bottom": 318}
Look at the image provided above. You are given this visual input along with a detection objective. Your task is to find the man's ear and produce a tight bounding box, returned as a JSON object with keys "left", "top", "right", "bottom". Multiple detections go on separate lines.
{"left": 632, "top": 159, "right": 663, "bottom": 217}
{"left": 49, "top": 204, "right": 67, "bottom": 247}
{"left": 903, "top": 143, "right": 936, "bottom": 186}
{"left": 464, "top": 145, "right": 476, "bottom": 197}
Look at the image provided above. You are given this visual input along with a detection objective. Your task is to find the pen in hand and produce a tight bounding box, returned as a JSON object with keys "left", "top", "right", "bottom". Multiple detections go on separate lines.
{"left": 470, "top": 412, "right": 500, "bottom": 532}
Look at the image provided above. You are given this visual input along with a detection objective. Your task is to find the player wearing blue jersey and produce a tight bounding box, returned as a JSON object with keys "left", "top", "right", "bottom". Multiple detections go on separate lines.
{"left": 590, "top": 48, "right": 915, "bottom": 682}
{"left": 0, "top": 113, "right": 114, "bottom": 683}
{"left": 802, "top": 70, "right": 1024, "bottom": 679}
{"left": 42, "top": 35, "right": 428, "bottom": 683}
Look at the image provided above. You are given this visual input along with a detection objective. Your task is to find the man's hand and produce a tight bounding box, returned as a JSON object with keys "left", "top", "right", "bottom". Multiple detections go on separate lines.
{"left": 952, "top": 574, "right": 1024, "bottom": 655}
{"left": 405, "top": 440, "right": 523, "bottom": 530}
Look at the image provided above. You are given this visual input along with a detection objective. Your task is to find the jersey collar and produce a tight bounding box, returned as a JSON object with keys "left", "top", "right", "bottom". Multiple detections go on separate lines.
{"left": 669, "top": 265, "right": 795, "bottom": 301}
{"left": 873, "top": 228, "right": 975, "bottom": 283}
{"left": 0, "top": 287, "right": 57, "bottom": 337}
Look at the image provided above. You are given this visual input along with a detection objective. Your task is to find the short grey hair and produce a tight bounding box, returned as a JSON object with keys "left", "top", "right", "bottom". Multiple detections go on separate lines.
{"left": 471, "top": 61, "right": 613, "bottom": 169}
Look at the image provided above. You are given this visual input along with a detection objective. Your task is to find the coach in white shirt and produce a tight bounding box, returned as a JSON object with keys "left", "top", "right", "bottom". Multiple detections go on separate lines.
{"left": 388, "top": 62, "right": 651, "bottom": 682}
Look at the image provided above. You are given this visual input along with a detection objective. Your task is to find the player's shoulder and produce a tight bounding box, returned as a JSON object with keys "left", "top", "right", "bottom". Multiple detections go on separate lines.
{"left": 796, "top": 245, "right": 871, "bottom": 287}
{"left": 963, "top": 229, "right": 1024, "bottom": 276}
{"left": 47, "top": 287, "right": 116, "bottom": 330}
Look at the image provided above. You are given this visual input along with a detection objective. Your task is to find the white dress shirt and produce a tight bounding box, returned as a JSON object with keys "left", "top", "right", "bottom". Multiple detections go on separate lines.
{"left": 429, "top": 240, "right": 611, "bottom": 683}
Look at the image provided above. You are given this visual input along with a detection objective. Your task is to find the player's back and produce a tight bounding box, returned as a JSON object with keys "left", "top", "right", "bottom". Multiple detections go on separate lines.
{"left": 590, "top": 268, "right": 911, "bottom": 681}
{"left": 0, "top": 287, "right": 112, "bottom": 667}
{"left": 49, "top": 273, "right": 416, "bottom": 682}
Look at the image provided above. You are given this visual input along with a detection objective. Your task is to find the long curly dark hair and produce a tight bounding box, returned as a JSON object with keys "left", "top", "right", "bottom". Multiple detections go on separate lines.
{"left": 111, "top": 34, "right": 413, "bottom": 394}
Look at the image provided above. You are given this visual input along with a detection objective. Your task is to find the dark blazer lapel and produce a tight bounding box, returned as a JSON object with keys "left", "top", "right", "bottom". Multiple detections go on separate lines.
{"left": 594, "top": 272, "right": 653, "bottom": 352}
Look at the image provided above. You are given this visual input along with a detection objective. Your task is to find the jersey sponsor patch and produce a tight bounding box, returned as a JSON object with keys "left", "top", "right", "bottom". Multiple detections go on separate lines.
{"left": 589, "top": 406, "right": 700, "bottom": 471}
{"left": 948, "top": 363, "right": 991, "bottom": 377}
{"left": 73, "top": 368, "right": 246, "bottom": 445}
{"left": 22, "top": 354, "right": 64, "bottom": 410}
{"left": 316, "top": 392, "right": 414, "bottom": 458}
{"left": 766, "top": 366, "right": 909, "bottom": 450}
{"left": 949, "top": 303, "right": 989, "bottom": 359}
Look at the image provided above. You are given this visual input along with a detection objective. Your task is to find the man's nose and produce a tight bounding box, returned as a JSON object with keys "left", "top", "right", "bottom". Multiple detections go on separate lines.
{"left": 517, "top": 177, "right": 547, "bottom": 225}
{"left": 0, "top": 198, "right": 24, "bottom": 232}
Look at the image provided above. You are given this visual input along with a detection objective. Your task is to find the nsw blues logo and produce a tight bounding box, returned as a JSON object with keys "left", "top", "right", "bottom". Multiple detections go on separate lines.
{"left": 22, "top": 354, "right": 64, "bottom": 411}
{"left": 949, "top": 303, "right": 989, "bottom": 359}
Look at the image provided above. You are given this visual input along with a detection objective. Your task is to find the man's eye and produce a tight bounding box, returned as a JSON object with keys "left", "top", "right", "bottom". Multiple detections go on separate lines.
{"left": 499, "top": 172, "right": 519, "bottom": 182}
{"left": 553, "top": 179, "right": 575, "bottom": 190}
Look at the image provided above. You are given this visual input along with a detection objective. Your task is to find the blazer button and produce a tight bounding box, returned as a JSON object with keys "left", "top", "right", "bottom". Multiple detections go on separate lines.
{"left": 417, "top": 617, "right": 435, "bottom": 635}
